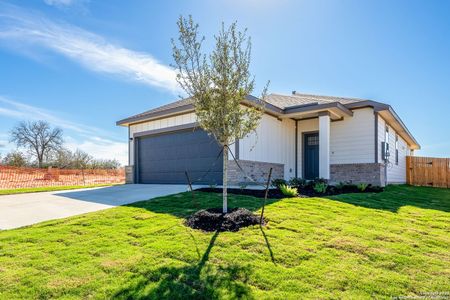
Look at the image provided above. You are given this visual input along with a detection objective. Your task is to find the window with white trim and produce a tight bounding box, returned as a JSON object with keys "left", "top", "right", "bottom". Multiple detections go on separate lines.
{"left": 395, "top": 134, "right": 399, "bottom": 165}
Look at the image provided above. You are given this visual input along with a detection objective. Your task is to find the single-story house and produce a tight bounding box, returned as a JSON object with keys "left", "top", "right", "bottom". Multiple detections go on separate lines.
{"left": 117, "top": 92, "right": 420, "bottom": 186}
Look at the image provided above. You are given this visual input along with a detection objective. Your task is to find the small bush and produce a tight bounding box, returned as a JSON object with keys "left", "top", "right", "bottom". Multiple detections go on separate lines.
{"left": 368, "top": 185, "right": 384, "bottom": 193}
{"left": 342, "top": 184, "right": 358, "bottom": 193}
{"left": 288, "top": 177, "right": 307, "bottom": 189}
{"left": 272, "top": 178, "right": 287, "bottom": 189}
{"left": 279, "top": 184, "right": 298, "bottom": 197}
{"left": 313, "top": 182, "right": 328, "bottom": 194}
{"left": 357, "top": 183, "right": 369, "bottom": 192}
{"left": 314, "top": 178, "right": 328, "bottom": 184}
{"left": 335, "top": 181, "right": 347, "bottom": 191}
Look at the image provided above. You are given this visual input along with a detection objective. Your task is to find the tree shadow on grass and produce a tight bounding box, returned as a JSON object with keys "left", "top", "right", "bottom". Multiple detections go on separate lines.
{"left": 113, "top": 230, "right": 254, "bottom": 299}
{"left": 325, "top": 185, "right": 450, "bottom": 213}
{"left": 260, "top": 225, "right": 276, "bottom": 265}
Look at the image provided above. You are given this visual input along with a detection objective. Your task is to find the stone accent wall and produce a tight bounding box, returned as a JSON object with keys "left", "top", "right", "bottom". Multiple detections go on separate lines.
{"left": 227, "top": 160, "right": 284, "bottom": 185}
{"left": 125, "top": 165, "right": 134, "bottom": 184}
{"left": 330, "top": 163, "right": 385, "bottom": 186}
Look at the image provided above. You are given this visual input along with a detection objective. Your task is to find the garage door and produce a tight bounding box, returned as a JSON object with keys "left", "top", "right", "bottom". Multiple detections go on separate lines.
{"left": 136, "top": 128, "right": 223, "bottom": 184}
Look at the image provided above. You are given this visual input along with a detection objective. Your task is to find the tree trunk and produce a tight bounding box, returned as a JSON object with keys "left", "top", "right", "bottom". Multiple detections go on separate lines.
{"left": 223, "top": 145, "right": 228, "bottom": 213}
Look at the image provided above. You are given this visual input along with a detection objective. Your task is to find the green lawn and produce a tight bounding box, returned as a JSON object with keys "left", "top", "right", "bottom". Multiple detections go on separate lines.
{"left": 0, "top": 185, "right": 449, "bottom": 299}
{"left": 0, "top": 184, "right": 120, "bottom": 196}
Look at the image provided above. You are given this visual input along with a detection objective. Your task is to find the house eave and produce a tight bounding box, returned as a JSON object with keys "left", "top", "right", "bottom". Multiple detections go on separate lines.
{"left": 378, "top": 107, "right": 420, "bottom": 150}
{"left": 116, "top": 104, "right": 195, "bottom": 126}
{"left": 116, "top": 96, "right": 420, "bottom": 150}
{"left": 281, "top": 102, "right": 353, "bottom": 120}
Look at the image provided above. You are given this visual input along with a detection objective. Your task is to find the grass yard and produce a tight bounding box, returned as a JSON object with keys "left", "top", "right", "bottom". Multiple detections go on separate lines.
{"left": 0, "top": 185, "right": 449, "bottom": 299}
{"left": 0, "top": 184, "right": 120, "bottom": 196}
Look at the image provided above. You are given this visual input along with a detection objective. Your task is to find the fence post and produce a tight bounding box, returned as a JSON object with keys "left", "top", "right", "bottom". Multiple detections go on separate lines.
{"left": 81, "top": 168, "right": 86, "bottom": 186}
{"left": 406, "top": 156, "right": 411, "bottom": 185}
{"left": 448, "top": 158, "right": 450, "bottom": 188}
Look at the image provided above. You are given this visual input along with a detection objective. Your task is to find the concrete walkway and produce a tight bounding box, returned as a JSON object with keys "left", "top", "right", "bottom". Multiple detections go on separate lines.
{"left": 0, "top": 184, "right": 192, "bottom": 230}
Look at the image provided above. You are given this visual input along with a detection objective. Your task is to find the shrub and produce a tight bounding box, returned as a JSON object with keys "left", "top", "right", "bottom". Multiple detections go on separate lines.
{"left": 313, "top": 182, "right": 328, "bottom": 194}
{"left": 342, "top": 184, "right": 358, "bottom": 193}
{"left": 288, "top": 177, "right": 307, "bottom": 189}
{"left": 314, "top": 177, "right": 328, "bottom": 184}
{"left": 279, "top": 184, "right": 298, "bottom": 197}
{"left": 368, "top": 185, "right": 384, "bottom": 193}
{"left": 335, "top": 182, "right": 346, "bottom": 191}
{"left": 272, "top": 178, "right": 287, "bottom": 189}
{"left": 357, "top": 183, "right": 369, "bottom": 192}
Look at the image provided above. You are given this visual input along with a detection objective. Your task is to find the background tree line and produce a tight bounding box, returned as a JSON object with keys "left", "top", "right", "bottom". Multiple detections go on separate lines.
{"left": 0, "top": 120, "right": 120, "bottom": 170}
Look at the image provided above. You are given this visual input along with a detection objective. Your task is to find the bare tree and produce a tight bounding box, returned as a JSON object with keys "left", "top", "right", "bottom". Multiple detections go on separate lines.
{"left": 10, "top": 121, "right": 63, "bottom": 168}
{"left": 72, "top": 149, "right": 92, "bottom": 169}
{"left": 2, "top": 151, "right": 29, "bottom": 167}
{"left": 50, "top": 147, "right": 74, "bottom": 169}
{"left": 172, "top": 16, "right": 268, "bottom": 213}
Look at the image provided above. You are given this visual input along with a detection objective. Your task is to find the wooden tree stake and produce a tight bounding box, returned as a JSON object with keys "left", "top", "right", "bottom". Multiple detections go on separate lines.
{"left": 185, "top": 170, "right": 198, "bottom": 208}
{"left": 260, "top": 167, "right": 273, "bottom": 225}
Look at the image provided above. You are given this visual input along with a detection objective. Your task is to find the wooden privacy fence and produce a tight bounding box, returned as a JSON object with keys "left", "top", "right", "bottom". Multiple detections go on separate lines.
{"left": 0, "top": 165, "right": 125, "bottom": 190}
{"left": 406, "top": 156, "right": 449, "bottom": 188}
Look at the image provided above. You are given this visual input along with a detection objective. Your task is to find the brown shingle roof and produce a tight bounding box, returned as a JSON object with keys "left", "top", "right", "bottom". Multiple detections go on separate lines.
{"left": 130, "top": 98, "right": 193, "bottom": 119}
{"left": 117, "top": 92, "right": 367, "bottom": 125}
{"left": 264, "top": 93, "right": 365, "bottom": 109}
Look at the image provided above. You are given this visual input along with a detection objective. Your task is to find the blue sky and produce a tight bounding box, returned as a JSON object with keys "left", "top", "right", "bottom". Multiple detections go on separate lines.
{"left": 0, "top": 0, "right": 449, "bottom": 164}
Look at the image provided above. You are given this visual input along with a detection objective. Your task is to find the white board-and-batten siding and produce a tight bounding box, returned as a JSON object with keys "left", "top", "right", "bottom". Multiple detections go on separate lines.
{"left": 377, "top": 114, "right": 408, "bottom": 183}
{"left": 296, "top": 108, "right": 376, "bottom": 177}
{"left": 128, "top": 112, "right": 197, "bottom": 165}
{"left": 238, "top": 115, "right": 296, "bottom": 180}
{"left": 239, "top": 108, "right": 377, "bottom": 180}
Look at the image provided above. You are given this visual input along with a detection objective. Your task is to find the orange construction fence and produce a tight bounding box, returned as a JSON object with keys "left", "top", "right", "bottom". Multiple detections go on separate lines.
{"left": 0, "top": 165, "right": 125, "bottom": 190}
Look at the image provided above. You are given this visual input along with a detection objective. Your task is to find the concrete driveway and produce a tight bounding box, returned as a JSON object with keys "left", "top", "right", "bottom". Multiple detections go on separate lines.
{"left": 0, "top": 184, "right": 192, "bottom": 230}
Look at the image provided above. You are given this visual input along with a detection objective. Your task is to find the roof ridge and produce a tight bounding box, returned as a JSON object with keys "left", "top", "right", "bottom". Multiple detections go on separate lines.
{"left": 291, "top": 92, "right": 371, "bottom": 102}
{"left": 268, "top": 92, "right": 371, "bottom": 102}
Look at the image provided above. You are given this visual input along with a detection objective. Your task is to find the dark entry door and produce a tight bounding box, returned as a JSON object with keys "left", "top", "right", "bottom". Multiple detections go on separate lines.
{"left": 304, "top": 132, "right": 319, "bottom": 180}
{"left": 136, "top": 128, "right": 223, "bottom": 184}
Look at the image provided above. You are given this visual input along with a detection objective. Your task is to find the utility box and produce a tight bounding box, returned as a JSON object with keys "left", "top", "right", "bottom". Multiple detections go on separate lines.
{"left": 381, "top": 142, "right": 390, "bottom": 161}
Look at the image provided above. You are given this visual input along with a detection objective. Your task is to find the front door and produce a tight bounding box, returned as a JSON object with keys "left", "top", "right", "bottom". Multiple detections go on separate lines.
{"left": 304, "top": 132, "right": 319, "bottom": 180}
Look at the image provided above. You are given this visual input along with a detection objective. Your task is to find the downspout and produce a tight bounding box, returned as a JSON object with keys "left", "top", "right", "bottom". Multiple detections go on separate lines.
{"left": 374, "top": 112, "right": 378, "bottom": 164}
{"left": 295, "top": 119, "right": 298, "bottom": 178}
{"left": 384, "top": 158, "right": 388, "bottom": 187}
{"left": 128, "top": 126, "right": 131, "bottom": 166}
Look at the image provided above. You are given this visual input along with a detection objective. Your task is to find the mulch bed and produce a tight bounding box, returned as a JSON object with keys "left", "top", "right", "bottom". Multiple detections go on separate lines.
{"left": 196, "top": 185, "right": 384, "bottom": 199}
{"left": 196, "top": 187, "right": 293, "bottom": 199}
{"left": 185, "top": 208, "right": 261, "bottom": 232}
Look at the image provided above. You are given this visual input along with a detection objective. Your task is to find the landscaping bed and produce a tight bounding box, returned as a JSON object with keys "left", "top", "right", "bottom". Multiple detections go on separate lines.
{"left": 197, "top": 182, "right": 383, "bottom": 199}
{"left": 185, "top": 207, "right": 261, "bottom": 232}
{"left": 196, "top": 187, "right": 289, "bottom": 199}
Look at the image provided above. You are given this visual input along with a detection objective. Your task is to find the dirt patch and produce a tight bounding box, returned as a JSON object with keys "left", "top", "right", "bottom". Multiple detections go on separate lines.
{"left": 185, "top": 208, "right": 261, "bottom": 232}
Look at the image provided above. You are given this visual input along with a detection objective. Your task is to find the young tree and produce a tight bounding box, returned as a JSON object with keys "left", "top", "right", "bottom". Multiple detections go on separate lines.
{"left": 50, "top": 148, "right": 75, "bottom": 169}
{"left": 90, "top": 158, "right": 121, "bottom": 170}
{"left": 10, "top": 121, "right": 63, "bottom": 168}
{"left": 2, "top": 151, "right": 29, "bottom": 167}
{"left": 172, "top": 16, "right": 268, "bottom": 213}
{"left": 72, "top": 149, "right": 92, "bottom": 169}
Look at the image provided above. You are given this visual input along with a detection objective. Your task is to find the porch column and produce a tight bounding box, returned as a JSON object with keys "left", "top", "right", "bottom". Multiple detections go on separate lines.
{"left": 319, "top": 112, "right": 330, "bottom": 179}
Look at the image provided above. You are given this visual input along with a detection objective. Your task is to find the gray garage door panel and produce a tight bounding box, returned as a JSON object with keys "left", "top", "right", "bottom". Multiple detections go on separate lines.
{"left": 136, "top": 128, "right": 223, "bottom": 184}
